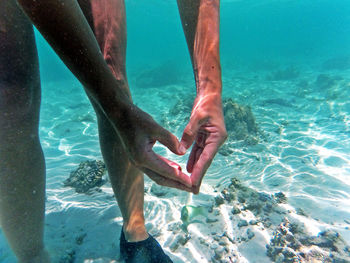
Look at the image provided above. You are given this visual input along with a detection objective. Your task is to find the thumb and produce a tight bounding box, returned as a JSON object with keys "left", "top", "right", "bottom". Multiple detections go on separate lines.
{"left": 179, "top": 120, "right": 199, "bottom": 154}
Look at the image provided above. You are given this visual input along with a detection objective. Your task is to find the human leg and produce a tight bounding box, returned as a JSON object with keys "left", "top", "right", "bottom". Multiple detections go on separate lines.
{"left": 77, "top": 0, "right": 147, "bottom": 242}
{"left": 0, "top": 0, "right": 49, "bottom": 262}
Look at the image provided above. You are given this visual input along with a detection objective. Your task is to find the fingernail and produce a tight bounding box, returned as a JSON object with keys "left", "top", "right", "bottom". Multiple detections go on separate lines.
{"left": 179, "top": 144, "right": 186, "bottom": 154}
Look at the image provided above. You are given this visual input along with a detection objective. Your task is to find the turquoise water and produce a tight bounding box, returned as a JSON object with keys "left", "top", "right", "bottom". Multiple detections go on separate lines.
{"left": 1, "top": 0, "right": 350, "bottom": 262}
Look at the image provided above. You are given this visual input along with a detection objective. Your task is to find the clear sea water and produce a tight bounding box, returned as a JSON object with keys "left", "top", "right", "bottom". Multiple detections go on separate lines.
{"left": 1, "top": 0, "right": 350, "bottom": 262}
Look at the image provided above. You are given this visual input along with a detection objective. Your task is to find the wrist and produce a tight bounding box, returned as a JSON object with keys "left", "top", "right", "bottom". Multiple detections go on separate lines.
{"left": 195, "top": 75, "right": 222, "bottom": 98}
{"left": 196, "top": 84, "right": 222, "bottom": 101}
{"left": 92, "top": 72, "right": 133, "bottom": 122}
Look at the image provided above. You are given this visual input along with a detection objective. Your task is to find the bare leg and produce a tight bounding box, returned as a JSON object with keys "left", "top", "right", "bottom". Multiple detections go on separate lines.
{"left": 78, "top": 0, "right": 148, "bottom": 242}
{"left": 0, "top": 1, "right": 49, "bottom": 262}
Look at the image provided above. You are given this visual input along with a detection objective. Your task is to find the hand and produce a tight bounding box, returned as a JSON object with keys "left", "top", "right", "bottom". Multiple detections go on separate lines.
{"left": 179, "top": 94, "right": 227, "bottom": 194}
{"left": 115, "top": 102, "right": 193, "bottom": 192}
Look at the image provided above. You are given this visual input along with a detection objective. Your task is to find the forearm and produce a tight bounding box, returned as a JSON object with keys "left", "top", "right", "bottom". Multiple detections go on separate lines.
{"left": 177, "top": 0, "right": 222, "bottom": 97}
{"left": 17, "top": 0, "right": 131, "bottom": 117}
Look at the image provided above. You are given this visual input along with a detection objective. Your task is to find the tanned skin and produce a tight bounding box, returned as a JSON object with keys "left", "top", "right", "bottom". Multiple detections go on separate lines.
{"left": 0, "top": 0, "right": 226, "bottom": 261}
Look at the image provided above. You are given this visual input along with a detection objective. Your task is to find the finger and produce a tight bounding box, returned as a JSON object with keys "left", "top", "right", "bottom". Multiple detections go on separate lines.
{"left": 156, "top": 126, "right": 182, "bottom": 155}
{"left": 190, "top": 142, "right": 219, "bottom": 190}
{"left": 186, "top": 131, "right": 207, "bottom": 173}
{"left": 143, "top": 151, "right": 192, "bottom": 187}
{"left": 179, "top": 120, "right": 200, "bottom": 153}
{"left": 143, "top": 168, "right": 193, "bottom": 193}
{"left": 186, "top": 143, "right": 202, "bottom": 173}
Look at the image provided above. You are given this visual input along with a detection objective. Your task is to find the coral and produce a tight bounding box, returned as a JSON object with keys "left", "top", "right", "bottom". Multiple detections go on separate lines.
{"left": 64, "top": 160, "right": 106, "bottom": 194}
{"left": 266, "top": 219, "right": 350, "bottom": 263}
{"left": 223, "top": 98, "right": 258, "bottom": 141}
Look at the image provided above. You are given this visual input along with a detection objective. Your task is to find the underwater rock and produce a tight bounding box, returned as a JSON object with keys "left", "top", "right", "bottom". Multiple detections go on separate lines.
{"left": 199, "top": 237, "right": 209, "bottom": 247}
{"left": 215, "top": 195, "right": 225, "bottom": 206}
{"left": 226, "top": 177, "right": 280, "bottom": 217}
{"left": 238, "top": 220, "right": 248, "bottom": 228}
{"left": 219, "top": 98, "right": 261, "bottom": 155}
{"left": 315, "top": 74, "right": 341, "bottom": 90}
{"left": 63, "top": 160, "right": 106, "bottom": 194}
{"left": 221, "top": 188, "right": 235, "bottom": 202}
{"left": 218, "top": 236, "right": 231, "bottom": 247}
{"left": 75, "top": 233, "right": 87, "bottom": 245}
{"left": 167, "top": 222, "right": 182, "bottom": 232}
{"left": 163, "top": 96, "right": 261, "bottom": 156}
{"left": 246, "top": 228, "right": 255, "bottom": 240}
{"left": 229, "top": 177, "right": 242, "bottom": 189}
{"left": 214, "top": 246, "right": 225, "bottom": 260}
{"left": 249, "top": 220, "right": 258, "bottom": 225}
{"left": 59, "top": 249, "right": 76, "bottom": 263}
{"left": 231, "top": 206, "right": 241, "bottom": 215}
{"left": 267, "top": 218, "right": 350, "bottom": 263}
{"left": 274, "top": 192, "right": 287, "bottom": 204}
{"left": 266, "top": 66, "right": 300, "bottom": 81}
{"left": 222, "top": 98, "right": 258, "bottom": 141}
{"left": 296, "top": 208, "right": 307, "bottom": 217}
{"left": 206, "top": 217, "right": 219, "bottom": 224}
{"left": 169, "top": 233, "right": 190, "bottom": 252}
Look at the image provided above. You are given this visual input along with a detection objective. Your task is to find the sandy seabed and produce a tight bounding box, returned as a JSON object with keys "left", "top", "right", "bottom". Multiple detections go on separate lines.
{"left": 1, "top": 62, "right": 350, "bottom": 262}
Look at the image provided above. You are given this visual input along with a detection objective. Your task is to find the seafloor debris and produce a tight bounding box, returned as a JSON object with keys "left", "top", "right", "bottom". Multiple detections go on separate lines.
{"left": 215, "top": 178, "right": 350, "bottom": 263}
{"left": 64, "top": 160, "right": 107, "bottom": 194}
{"left": 166, "top": 177, "right": 349, "bottom": 262}
{"left": 266, "top": 218, "right": 350, "bottom": 263}
{"left": 216, "top": 177, "right": 284, "bottom": 218}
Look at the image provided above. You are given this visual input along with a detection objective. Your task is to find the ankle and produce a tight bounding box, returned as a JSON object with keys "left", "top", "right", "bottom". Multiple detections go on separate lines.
{"left": 123, "top": 222, "right": 148, "bottom": 242}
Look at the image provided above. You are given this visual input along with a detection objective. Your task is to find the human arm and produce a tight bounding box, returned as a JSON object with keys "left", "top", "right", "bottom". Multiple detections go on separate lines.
{"left": 17, "top": 0, "right": 192, "bottom": 190}
{"left": 177, "top": 0, "right": 227, "bottom": 193}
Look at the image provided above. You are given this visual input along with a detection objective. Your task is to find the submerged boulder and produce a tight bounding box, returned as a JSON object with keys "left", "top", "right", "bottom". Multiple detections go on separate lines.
{"left": 223, "top": 98, "right": 258, "bottom": 141}
{"left": 267, "top": 219, "right": 350, "bottom": 263}
{"left": 64, "top": 160, "right": 107, "bottom": 194}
